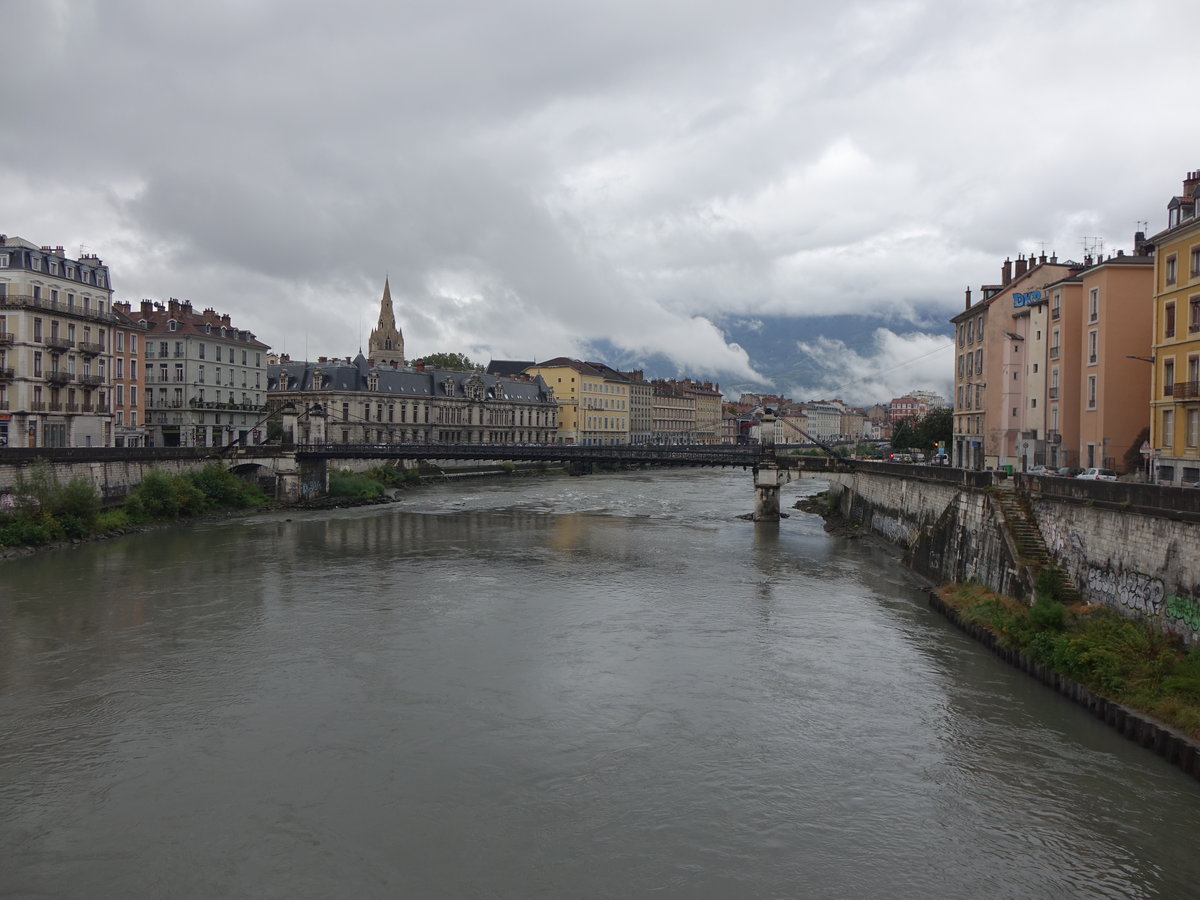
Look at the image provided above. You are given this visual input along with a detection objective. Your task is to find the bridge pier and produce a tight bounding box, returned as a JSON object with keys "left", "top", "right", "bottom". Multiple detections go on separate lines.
{"left": 753, "top": 463, "right": 793, "bottom": 521}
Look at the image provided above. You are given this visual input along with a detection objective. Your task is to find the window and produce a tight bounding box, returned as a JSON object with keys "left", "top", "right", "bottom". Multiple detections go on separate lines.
{"left": 1192, "top": 246, "right": 1200, "bottom": 278}
{"left": 33, "top": 318, "right": 42, "bottom": 341}
{"left": 115, "top": 384, "right": 124, "bottom": 406}
{"left": 130, "top": 385, "right": 137, "bottom": 405}
{"left": 1189, "top": 409, "right": 1199, "bottom": 448}
{"left": 975, "top": 348, "right": 982, "bottom": 371}
{"left": 1087, "top": 374, "right": 1097, "bottom": 409}
{"left": 115, "top": 357, "right": 123, "bottom": 379}
{"left": 1164, "top": 359, "right": 1175, "bottom": 396}
{"left": 1167, "top": 254, "right": 1178, "bottom": 285}
{"left": 34, "top": 352, "right": 42, "bottom": 377}
{"left": 0, "top": 254, "right": 8, "bottom": 267}
{"left": 198, "top": 343, "right": 205, "bottom": 359}
{"left": 1166, "top": 301, "right": 1177, "bottom": 338}
{"left": 1088, "top": 288, "right": 1099, "bottom": 322}
{"left": 1051, "top": 292, "right": 1061, "bottom": 319}
{"left": 130, "top": 334, "right": 138, "bottom": 354}
{"left": 1190, "top": 298, "right": 1200, "bottom": 333}
{"left": 1164, "top": 408, "right": 1175, "bottom": 446}
{"left": 1088, "top": 330, "right": 1098, "bottom": 364}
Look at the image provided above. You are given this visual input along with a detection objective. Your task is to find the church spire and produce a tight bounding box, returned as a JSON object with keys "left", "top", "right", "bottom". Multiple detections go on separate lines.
{"left": 368, "top": 277, "right": 405, "bottom": 367}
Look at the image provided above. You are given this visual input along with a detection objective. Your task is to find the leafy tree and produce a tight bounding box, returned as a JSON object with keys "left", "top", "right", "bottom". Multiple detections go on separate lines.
{"left": 913, "top": 406, "right": 953, "bottom": 452}
{"left": 417, "top": 352, "right": 476, "bottom": 371}
{"left": 891, "top": 418, "right": 916, "bottom": 450}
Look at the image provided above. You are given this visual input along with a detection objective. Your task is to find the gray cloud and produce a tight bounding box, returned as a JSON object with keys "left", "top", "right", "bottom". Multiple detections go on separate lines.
{"left": 3, "top": 0, "right": 1196, "bottom": 397}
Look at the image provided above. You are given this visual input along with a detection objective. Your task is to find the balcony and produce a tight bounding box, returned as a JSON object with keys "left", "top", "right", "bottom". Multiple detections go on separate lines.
{"left": 1048, "top": 386, "right": 1059, "bottom": 400}
{"left": 1165, "top": 383, "right": 1175, "bottom": 397}
{"left": 1049, "top": 346, "right": 1060, "bottom": 360}
{"left": 79, "top": 374, "right": 104, "bottom": 387}
{"left": 46, "top": 371, "right": 73, "bottom": 385}
{"left": 44, "top": 336, "right": 75, "bottom": 351}
{"left": 1047, "top": 430, "right": 1061, "bottom": 444}
{"left": 65, "top": 403, "right": 80, "bottom": 413}
{"left": 77, "top": 341, "right": 104, "bottom": 355}
{"left": 1175, "top": 381, "right": 1200, "bottom": 399}
{"left": 0, "top": 331, "right": 12, "bottom": 344}
{"left": 82, "top": 402, "right": 94, "bottom": 413}
{"left": 0, "top": 292, "right": 120, "bottom": 324}
{"left": 48, "top": 402, "right": 63, "bottom": 412}
{"left": 0, "top": 400, "right": 8, "bottom": 410}
{"left": 0, "top": 367, "right": 13, "bottom": 380}
{"left": 30, "top": 401, "right": 46, "bottom": 411}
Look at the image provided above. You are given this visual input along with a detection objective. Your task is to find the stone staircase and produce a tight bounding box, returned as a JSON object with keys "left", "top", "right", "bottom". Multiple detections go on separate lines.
{"left": 989, "top": 485, "right": 1082, "bottom": 604}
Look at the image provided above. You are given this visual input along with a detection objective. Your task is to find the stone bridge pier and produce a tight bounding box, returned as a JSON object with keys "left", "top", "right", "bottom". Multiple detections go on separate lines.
{"left": 753, "top": 461, "right": 801, "bottom": 521}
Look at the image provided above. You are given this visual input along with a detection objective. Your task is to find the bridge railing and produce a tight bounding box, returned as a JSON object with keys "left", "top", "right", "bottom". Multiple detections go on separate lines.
{"left": 291, "top": 441, "right": 763, "bottom": 467}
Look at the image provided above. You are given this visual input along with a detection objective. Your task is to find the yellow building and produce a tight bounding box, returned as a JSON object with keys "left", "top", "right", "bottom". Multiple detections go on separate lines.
{"left": 1148, "top": 169, "right": 1200, "bottom": 484}
{"left": 524, "top": 358, "right": 629, "bottom": 445}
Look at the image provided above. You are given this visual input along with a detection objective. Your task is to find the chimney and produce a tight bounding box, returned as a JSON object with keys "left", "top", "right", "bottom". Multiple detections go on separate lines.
{"left": 221, "top": 314, "right": 232, "bottom": 327}
{"left": 964, "top": 286, "right": 972, "bottom": 309}
{"left": 1002, "top": 257, "right": 1013, "bottom": 285}
{"left": 1133, "top": 231, "right": 1148, "bottom": 255}
{"left": 1184, "top": 169, "right": 1200, "bottom": 200}
{"left": 1039, "top": 251, "right": 1047, "bottom": 264}
{"left": 318, "top": 356, "right": 328, "bottom": 363}
{"left": 1015, "top": 254, "right": 1028, "bottom": 278}
{"left": 140, "top": 299, "right": 154, "bottom": 317}
{"left": 1050, "top": 252, "right": 1058, "bottom": 264}
{"left": 168, "top": 298, "right": 180, "bottom": 317}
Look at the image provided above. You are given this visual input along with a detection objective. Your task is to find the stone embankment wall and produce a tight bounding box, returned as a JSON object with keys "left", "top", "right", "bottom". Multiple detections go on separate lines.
{"left": 825, "top": 463, "right": 1031, "bottom": 599}
{"left": 1020, "top": 476, "right": 1200, "bottom": 643}
{"left": 824, "top": 462, "right": 1200, "bottom": 643}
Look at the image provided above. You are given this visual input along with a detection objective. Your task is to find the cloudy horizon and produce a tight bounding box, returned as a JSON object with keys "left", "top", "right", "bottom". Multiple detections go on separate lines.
{"left": 4, "top": 0, "right": 1197, "bottom": 407}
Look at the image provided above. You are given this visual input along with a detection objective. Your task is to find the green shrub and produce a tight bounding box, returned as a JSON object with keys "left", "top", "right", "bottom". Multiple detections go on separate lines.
{"left": 127, "top": 470, "right": 180, "bottom": 519}
{"left": 97, "top": 509, "right": 132, "bottom": 532}
{"left": 49, "top": 476, "right": 101, "bottom": 529}
{"left": 328, "top": 468, "right": 385, "bottom": 499}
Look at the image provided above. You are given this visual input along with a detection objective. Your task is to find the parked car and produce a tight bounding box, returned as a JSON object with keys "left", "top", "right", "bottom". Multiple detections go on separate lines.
{"left": 1027, "top": 465, "right": 1050, "bottom": 475}
{"left": 1076, "top": 467, "right": 1118, "bottom": 481}
{"left": 1055, "top": 466, "right": 1083, "bottom": 478}
{"left": 931, "top": 454, "right": 950, "bottom": 466}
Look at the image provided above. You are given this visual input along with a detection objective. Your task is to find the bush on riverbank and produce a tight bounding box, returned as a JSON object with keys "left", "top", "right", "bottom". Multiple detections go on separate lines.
{"left": 328, "top": 468, "right": 387, "bottom": 499}
{"left": 940, "top": 582, "right": 1200, "bottom": 738}
{"left": 0, "top": 461, "right": 268, "bottom": 550}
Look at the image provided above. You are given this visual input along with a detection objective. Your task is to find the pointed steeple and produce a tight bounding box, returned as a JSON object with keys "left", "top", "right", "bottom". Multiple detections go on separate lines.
{"left": 368, "top": 277, "right": 405, "bottom": 367}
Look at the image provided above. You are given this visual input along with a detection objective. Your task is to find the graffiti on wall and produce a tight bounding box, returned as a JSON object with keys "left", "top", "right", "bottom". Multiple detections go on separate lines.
{"left": 1166, "top": 593, "right": 1200, "bottom": 632}
{"left": 871, "top": 512, "right": 916, "bottom": 547}
{"left": 1086, "top": 566, "right": 1166, "bottom": 616}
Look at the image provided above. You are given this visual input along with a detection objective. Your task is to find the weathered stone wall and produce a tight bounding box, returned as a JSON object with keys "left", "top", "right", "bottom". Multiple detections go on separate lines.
{"left": 826, "top": 469, "right": 1029, "bottom": 599}
{"left": 826, "top": 465, "right": 1200, "bottom": 642}
{"left": 1034, "top": 497, "right": 1200, "bottom": 643}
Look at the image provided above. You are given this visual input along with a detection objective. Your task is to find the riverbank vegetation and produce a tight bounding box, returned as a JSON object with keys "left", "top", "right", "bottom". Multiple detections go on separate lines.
{"left": 0, "top": 460, "right": 268, "bottom": 550}
{"left": 939, "top": 575, "right": 1200, "bottom": 739}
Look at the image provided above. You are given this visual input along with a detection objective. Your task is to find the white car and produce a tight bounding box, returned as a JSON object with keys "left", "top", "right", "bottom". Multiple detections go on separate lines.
{"left": 1076, "top": 468, "right": 1118, "bottom": 481}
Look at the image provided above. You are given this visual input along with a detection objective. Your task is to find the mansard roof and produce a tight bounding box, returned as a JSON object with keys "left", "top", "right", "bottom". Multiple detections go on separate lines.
{"left": 268, "top": 359, "right": 553, "bottom": 402}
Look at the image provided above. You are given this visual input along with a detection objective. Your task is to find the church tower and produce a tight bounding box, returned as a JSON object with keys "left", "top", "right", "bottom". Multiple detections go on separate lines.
{"left": 368, "top": 278, "right": 405, "bottom": 367}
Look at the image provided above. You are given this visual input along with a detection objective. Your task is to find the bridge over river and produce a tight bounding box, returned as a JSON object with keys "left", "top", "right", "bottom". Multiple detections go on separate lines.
{"left": 0, "top": 433, "right": 850, "bottom": 520}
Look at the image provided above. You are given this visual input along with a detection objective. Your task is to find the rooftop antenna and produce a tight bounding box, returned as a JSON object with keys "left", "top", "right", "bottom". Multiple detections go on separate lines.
{"left": 1136, "top": 219, "right": 1148, "bottom": 232}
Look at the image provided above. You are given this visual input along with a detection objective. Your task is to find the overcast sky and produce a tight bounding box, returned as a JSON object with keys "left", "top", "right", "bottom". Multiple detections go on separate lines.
{"left": 4, "top": 0, "right": 1197, "bottom": 404}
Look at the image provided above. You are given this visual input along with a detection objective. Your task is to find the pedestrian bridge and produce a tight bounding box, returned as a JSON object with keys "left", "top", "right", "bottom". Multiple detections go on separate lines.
{"left": 0, "top": 437, "right": 857, "bottom": 520}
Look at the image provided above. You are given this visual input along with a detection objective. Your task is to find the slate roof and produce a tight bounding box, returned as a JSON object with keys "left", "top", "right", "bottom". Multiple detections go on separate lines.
{"left": 268, "top": 360, "right": 552, "bottom": 402}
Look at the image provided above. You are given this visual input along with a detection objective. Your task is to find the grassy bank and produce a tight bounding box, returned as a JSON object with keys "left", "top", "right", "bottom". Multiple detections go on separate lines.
{"left": 0, "top": 459, "right": 269, "bottom": 551}
{"left": 939, "top": 578, "right": 1200, "bottom": 739}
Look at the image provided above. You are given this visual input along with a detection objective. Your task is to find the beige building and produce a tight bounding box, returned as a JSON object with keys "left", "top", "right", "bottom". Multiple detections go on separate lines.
{"left": 0, "top": 236, "right": 116, "bottom": 447}
{"left": 524, "top": 358, "right": 628, "bottom": 445}
{"left": 952, "top": 254, "right": 1073, "bottom": 469}
{"left": 650, "top": 379, "right": 695, "bottom": 443}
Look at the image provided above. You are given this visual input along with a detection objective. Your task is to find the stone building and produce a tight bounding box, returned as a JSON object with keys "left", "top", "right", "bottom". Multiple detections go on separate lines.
{"left": 269, "top": 283, "right": 558, "bottom": 444}
{"left": 0, "top": 235, "right": 116, "bottom": 447}
{"left": 134, "top": 299, "right": 270, "bottom": 448}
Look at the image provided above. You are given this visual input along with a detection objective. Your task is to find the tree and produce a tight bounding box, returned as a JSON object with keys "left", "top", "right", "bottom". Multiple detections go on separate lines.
{"left": 891, "top": 418, "right": 916, "bottom": 450}
{"left": 417, "top": 352, "right": 476, "bottom": 371}
{"left": 1123, "top": 426, "right": 1150, "bottom": 476}
{"left": 913, "top": 406, "right": 953, "bottom": 451}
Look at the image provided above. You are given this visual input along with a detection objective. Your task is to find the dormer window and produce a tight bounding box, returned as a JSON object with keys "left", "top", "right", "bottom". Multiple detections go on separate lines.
{"left": 312, "top": 371, "right": 324, "bottom": 390}
{"left": 168, "top": 320, "right": 178, "bottom": 331}
{"left": 368, "top": 374, "right": 380, "bottom": 392}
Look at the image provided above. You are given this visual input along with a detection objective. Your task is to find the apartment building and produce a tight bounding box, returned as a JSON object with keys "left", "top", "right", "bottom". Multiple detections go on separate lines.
{"left": 1148, "top": 169, "right": 1200, "bottom": 484}
{"left": 135, "top": 299, "right": 270, "bottom": 447}
{"left": 110, "top": 304, "right": 147, "bottom": 447}
{"left": 525, "top": 358, "right": 629, "bottom": 445}
{"left": 951, "top": 254, "right": 1073, "bottom": 469}
{"left": 0, "top": 235, "right": 115, "bottom": 447}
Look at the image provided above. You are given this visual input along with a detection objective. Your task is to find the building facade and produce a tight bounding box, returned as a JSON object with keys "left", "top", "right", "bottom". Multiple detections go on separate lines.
{"left": 0, "top": 236, "right": 116, "bottom": 447}
{"left": 1149, "top": 170, "right": 1200, "bottom": 484}
{"left": 135, "top": 299, "right": 270, "bottom": 448}
{"left": 270, "top": 355, "right": 559, "bottom": 445}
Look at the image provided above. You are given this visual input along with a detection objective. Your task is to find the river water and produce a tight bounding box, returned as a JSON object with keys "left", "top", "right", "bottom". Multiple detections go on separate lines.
{"left": 2, "top": 468, "right": 1199, "bottom": 899}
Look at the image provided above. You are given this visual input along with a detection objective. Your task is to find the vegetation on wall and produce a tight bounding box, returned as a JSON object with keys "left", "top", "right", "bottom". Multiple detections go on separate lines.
{"left": 940, "top": 580, "right": 1200, "bottom": 739}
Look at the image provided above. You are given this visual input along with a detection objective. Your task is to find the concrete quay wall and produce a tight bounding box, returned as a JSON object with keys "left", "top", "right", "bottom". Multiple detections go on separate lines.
{"left": 824, "top": 463, "right": 1200, "bottom": 642}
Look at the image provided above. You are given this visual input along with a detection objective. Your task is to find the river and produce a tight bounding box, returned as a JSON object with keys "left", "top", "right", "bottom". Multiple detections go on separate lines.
{"left": 2, "top": 468, "right": 1198, "bottom": 898}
